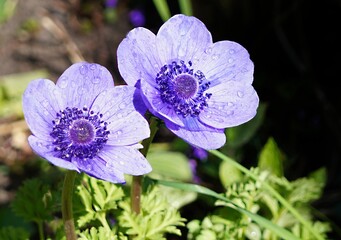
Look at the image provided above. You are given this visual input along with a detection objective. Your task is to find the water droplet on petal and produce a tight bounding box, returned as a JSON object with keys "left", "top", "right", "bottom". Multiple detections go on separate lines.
{"left": 214, "top": 117, "right": 224, "bottom": 123}
{"left": 59, "top": 77, "right": 68, "bottom": 88}
{"left": 228, "top": 58, "right": 234, "bottom": 63}
{"left": 77, "top": 86, "right": 86, "bottom": 94}
{"left": 71, "top": 81, "right": 76, "bottom": 88}
{"left": 41, "top": 99, "right": 49, "bottom": 107}
{"left": 92, "top": 77, "right": 100, "bottom": 84}
{"left": 226, "top": 110, "right": 234, "bottom": 116}
{"left": 212, "top": 54, "right": 219, "bottom": 60}
{"left": 119, "top": 160, "right": 124, "bottom": 165}
{"left": 89, "top": 64, "right": 96, "bottom": 70}
{"left": 43, "top": 110, "right": 49, "bottom": 116}
{"left": 205, "top": 47, "right": 212, "bottom": 54}
{"left": 79, "top": 64, "right": 88, "bottom": 75}
{"left": 237, "top": 91, "right": 244, "bottom": 98}
{"left": 229, "top": 49, "right": 235, "bottom": 54}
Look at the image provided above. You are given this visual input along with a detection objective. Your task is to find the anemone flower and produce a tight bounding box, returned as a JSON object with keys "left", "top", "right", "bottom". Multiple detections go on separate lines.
{"left": 117, "top": 14, "right": 259, "bottom": 150}
{"left": 23, "top": 62, "right": 151, "bottom": 183}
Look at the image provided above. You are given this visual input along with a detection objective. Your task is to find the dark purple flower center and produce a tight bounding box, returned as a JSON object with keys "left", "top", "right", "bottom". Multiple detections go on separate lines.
{"left": 155, "top": 60, "right": 212, "bottom": 118}
{"left": 50, "top": 106, "right": 109, "bottom": 160}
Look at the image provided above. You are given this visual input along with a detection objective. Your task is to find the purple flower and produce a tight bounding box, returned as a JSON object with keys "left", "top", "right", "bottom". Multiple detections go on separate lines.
{"left": 22, "top": 62, "right": 151, "bottom": 183}
{"left": 117, "top": 14, "right": 259, "bottom": 150}
{"left": 129, "top": 9, "right": 145, "bottom": 27}
{"left": 192, "top": 147, "right": 208, "bottom": 161}
{"left": 105, "top": 0, "right": 117, "bottom": 8}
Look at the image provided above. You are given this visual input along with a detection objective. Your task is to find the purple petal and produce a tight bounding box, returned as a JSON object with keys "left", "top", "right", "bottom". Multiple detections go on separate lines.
{"left": 156, "top": 14, "right": 212, "bottom": 64}
{"left": 200, "top": 81, "right": 259, "bottom": 128}
{"left": 117, "top": 28, "right": 161, "bottom": 86}
{"left": 98, "top": 145, "right": 152, "bottom": 175}
{"left": 106, "top": 111, "right": 150, "bottom": 146}
{"left": 165, "top": 121, "right": 226, "bottom": 150}
{"left": 71, "top": 156, "right": 125, "bottom": 183}
{"left": 23, "top": 79, "right": 64, "bottom": 140}
{"left": 196, "top": 41, "right": 254, "bottom": 85}
{"left": 57, "top": 62, "right": 114, "bottom": 109}
{"left": 28, "top": 136, "right": 79, "bottom": 171}
{"left": 140, "top": 80, "right": 185, "bottom": 127}
{"left": 90, "top": 85, "right": 147, "bottom": 122}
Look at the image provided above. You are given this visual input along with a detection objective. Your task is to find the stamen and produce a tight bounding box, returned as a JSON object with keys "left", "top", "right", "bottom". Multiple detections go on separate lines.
{"left": 50, "top": 106, "right": 109, "bottom": 160}
{"left": 155, "top": 60, "right": 211, "bottom": 117}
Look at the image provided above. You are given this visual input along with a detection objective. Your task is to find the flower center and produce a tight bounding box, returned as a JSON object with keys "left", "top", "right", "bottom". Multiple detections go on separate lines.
{"left": 173, "top": 75, "right": 198, "bottom": 99}
{"left": 155, "top": 60, "right": 212, "bottom": 118}
{"left": 69, "top": 119, "right": 95, "bottom": 144}
{"left": 50, "top": 106, "right": 109, "bottom": 160}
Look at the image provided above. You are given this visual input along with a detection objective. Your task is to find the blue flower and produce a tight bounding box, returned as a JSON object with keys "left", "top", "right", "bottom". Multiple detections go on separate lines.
{"left": 22, "top": 62, "right": 151, "bottom": 183}
{"left": 117, "top": 14, "right": 259, "bottom": 150}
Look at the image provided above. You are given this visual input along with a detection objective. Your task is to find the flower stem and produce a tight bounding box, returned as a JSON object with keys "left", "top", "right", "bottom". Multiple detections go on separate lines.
{"left": 131, "top": 116, "right": 159, "bottom": 214}
{"left": 36, "top": 220, "right": 44, "bottom": 240}
{"left": 62, "top": 170, "right": 77, "bottom": 240}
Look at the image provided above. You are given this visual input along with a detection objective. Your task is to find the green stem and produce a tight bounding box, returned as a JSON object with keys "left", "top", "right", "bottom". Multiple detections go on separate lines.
{"left": 131, "top": 116, "right": 159, "bottom": 214}
{"left": 36, "top": 220, "right": 44, "bottom": 240}
{"left": 178, "top": 0, "right": 193, "bottom": 16}
{"left": 209, "top": 150, "right": 324, "bottom": 240}
{"left": 62, "top": 170, "right": 77, "bottom": 240}
{"left": 152, "top": 0, "right": 171, "bottom": 22}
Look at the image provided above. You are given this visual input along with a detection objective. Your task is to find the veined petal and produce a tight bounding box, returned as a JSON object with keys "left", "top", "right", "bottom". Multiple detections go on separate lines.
{"left": 28, "top": 136, "right": 79, "bottom": 171}
{"left": 156, "top": 14, "right": 212, "bottom": 64}
{"left": 140, "top": 80, "right": 185, "bottom": 127}
{"left": 23, "top": 79, "right": 64, "bottom": 140}
{"left": 57, "top": 62, "right": 114, "bottom": 109}
{"left": 71, "top": 156, "right": 126, "bottom": 183}
{"left": 107, "top": 111, "right": 150, "bottom": 146}
{"left": 98, "top": 145, "right": 152, "bottom": 175}
{"left": 117, "top": 27, "right": 161, "bottom": 86}
{"left": 165, "top": 121, "right": 226, "bottom": 150}
{"left": 91, "top": 85, "right": 147, "bottom": 122}
{"left": 196, "top": 41, "right": 254, "bottom": 85}
{"left": 200, "top": 80, "right": 259, "bottom": 128}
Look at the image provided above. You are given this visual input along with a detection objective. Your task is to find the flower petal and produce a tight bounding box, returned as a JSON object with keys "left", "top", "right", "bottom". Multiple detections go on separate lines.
{"left": 106, "top": 111, "right": 150, "bottom": 146}
{"left": 117, "top": 27, "right": 161, "bottom": 86}
{"left": 57, "top": 62, "right": 114, "bottom": 109}
{"left": 28, "top": 135, "right": 79, "bottom": 171}
{"left": 140, "top": 80, "right": 185, "bottom": 127}
{"left": 91, "top": 85, "right": 147, "bottom": 122}
{"left": 156, "top": 14, "right": 212, "bottom": 63}
{"left": 200, "top": 80, "right": 259, "bottom": 128}
{"left": 196, "top": 41, "right": 254, "bottom": 85}
{"left": 71, "top": 156, "right": 125, "bottom": 183}
{"left": 23, "top": 79, "right": 64, "bottom": 140}
{"left": 98, "top": 145, "right": 152, "bottom": 175}
{"left": 165, "top": 121, "right": 226, "bottom": 150}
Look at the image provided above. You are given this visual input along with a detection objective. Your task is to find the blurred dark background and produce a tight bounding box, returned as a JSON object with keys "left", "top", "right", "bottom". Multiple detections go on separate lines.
{"left": 0, "top": 0, "right": 340, "bottom": 238}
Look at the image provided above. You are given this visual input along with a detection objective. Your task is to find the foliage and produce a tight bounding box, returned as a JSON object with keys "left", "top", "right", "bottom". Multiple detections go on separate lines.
{"left": 0, "top": 226, "right": 30, "bottom": 240}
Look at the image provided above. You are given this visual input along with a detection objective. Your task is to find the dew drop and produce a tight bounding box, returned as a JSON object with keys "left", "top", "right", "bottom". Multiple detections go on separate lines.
{"left": 205, "top": 47, "right": 212, "bottom": 54}
{"left": 41, "top": 99, "right": 49, "bottom": 107}
{"left": 228, "top": 58, "right": 234, "bottom": 63}
{"left": 86, "top": 164, "right": 92, "bottom": 171}
{"left": 226, "top": 110, "right": 234, "bottom": 116}
{"left": 116, "top": 130, "right": 122, "bottom": 135}
{"left": 119, "top": 102, "right": 126, "bottom": 109}
{"left": 79, "top": 64, "right": 88, "bottom": 75}
{"left": 119, "top": 160, "right": 124, "bottom": 165}
{"left": 59, "top": 77, "right": 68, "bottom": 88}
{"left": 71, "top": 81, "right": 76, "bottom": 88}
{"left": 91, "top": 77, "right": 100, "bottom": 84}
{"left": 43, "top": 110, "right": 49, "bottom": 116}
{"left": 212, "top": 54, "right": 219, "bottom": 60}
{"left": 89, "top": 64, "right": 96, "bottom": 70}
{"left": 229, "top": 49, "right": 235, "bottom": 54}
{"left": 214, "top": 117, "right": 224, "bottom": 123}
{"left": 77, "top": 86, "right": 86, "bottom": 94}
{"left": 237, "top": 91, "right": 244, "bottom": 98}
{"left": 117, "top": 113, "right": 123, "bottom": 118}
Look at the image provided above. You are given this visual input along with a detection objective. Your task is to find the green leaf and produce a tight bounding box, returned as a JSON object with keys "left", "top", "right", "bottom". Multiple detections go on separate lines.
{"left": 0, "top": 226, "right": 30, "bottom": 240}
{"left": 219, "top": 160, "right": 243, "bottom": 188}
{"left": 118, "top": 185, "right": 186, "bottom": 239}
{"left": 258, "top": 137, "right": 284, "bottom": 177}
{"left": 151, "top": 177, "right": 300, "bottom": 240}
{"left": 74, "top": 174, "right": 125, "bottom": 228}
{"left": 11, "top": 178, "right": 54, "bottom": 223}
{"left": 225, "top": 103, "right": 267, "bottom": 148}
{"left": 147, "top": 150, "right": 192, "bottom": 181}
